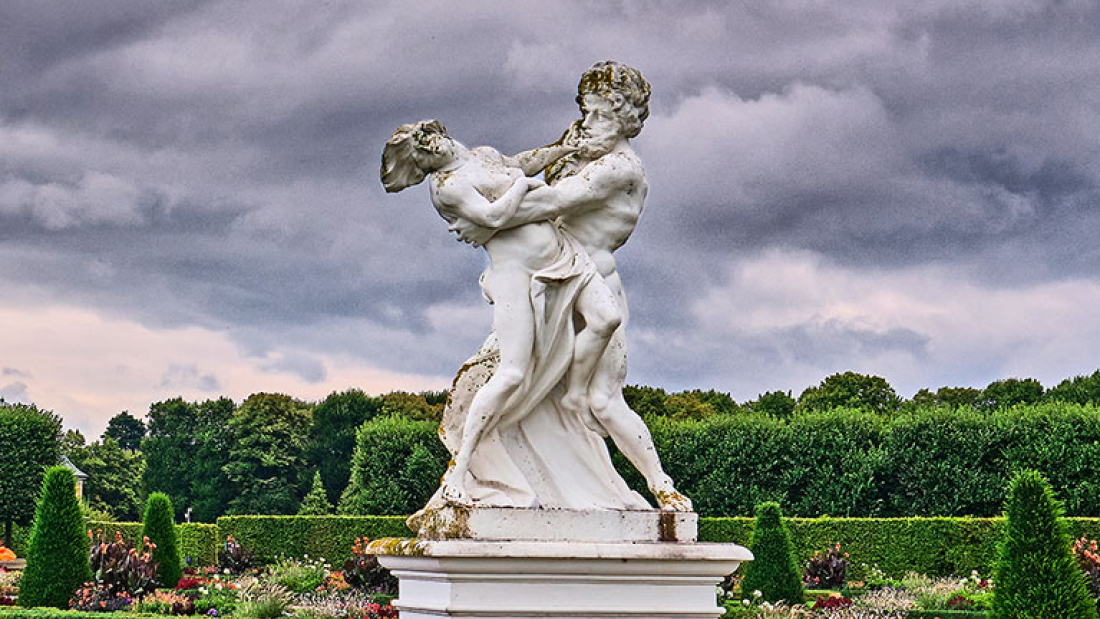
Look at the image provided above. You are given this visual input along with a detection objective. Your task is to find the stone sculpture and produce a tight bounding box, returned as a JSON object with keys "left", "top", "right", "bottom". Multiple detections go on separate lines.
{"left": 383, "top": 61, "right": 689, "bottom": 521}
{"left": 373, "top": 60, "right": 750, "bottom": 619}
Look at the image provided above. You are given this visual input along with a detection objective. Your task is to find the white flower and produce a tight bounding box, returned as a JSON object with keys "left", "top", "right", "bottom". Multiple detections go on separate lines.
{"left": 753, "top": 590, "right": 762, "bottom": 598}
{"left": 223, "top": 568, "right": 230, "bottom": 575}
{"left": 215, "top": 583, "right": 223, "bottom": 591}
{"left": 742, "top": 599, "right": 751, "bottom": 606}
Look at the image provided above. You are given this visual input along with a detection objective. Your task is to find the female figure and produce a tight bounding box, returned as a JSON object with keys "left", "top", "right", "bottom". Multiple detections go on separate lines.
{"left": 381, "top": 120, "right": 622, "bottom": 505}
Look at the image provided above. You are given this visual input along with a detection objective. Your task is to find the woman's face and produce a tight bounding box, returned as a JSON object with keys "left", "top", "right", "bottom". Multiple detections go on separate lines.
{"left": 413, "top": 131, "right": 456, "bottom": 171}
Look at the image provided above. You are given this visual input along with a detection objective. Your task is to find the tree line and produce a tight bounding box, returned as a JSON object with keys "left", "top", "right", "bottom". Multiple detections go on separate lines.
{"left": 3, "top": 369, "right": 1100, "bottom": 533}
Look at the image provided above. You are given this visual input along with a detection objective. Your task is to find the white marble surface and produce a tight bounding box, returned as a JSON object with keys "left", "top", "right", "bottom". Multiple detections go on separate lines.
{"left": 373, "top": 538, "right": 752, "bottom": 618}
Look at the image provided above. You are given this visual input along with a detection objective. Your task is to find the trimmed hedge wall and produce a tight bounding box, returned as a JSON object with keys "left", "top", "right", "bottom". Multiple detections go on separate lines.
{"left": 701, "top": 517, "right": 1100, "bottom": 579}
{"left": 207, "top": 515, "right": 1100, "bottom": 579}
{"left": 87, "top": 521, "right": 217, "bottom": 567}
{"left": 344, "top": 403, "right": 1100, "bottom": 518}
{"left": 216, "top": 516, "right": 408, "bottom": 564}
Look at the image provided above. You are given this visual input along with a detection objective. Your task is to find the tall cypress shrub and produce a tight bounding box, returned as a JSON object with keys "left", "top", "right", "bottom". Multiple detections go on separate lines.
{"left": 18, "top": 466, "right": 91, "bottom": 608}
{"left": 142, "top": 492, "right": 181, "bottom": 588}
{"left": 992, "top": 470, "right": 1096, "bottom": 619}
{"left": 740, "top": 502, "right": 803, "bottom": 604}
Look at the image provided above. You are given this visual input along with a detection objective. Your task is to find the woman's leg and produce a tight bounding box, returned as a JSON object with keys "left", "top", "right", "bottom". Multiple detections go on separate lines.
{"left": 444, "top": 267, "right": 536, "bottom": 504}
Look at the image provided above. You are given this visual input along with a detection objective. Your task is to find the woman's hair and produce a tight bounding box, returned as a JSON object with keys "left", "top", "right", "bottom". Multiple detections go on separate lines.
{"left": 381, "top": 119, "right": 448, "bottom": 193}
{"left": 576, "top": 61, "right": 650, "bottom": 139}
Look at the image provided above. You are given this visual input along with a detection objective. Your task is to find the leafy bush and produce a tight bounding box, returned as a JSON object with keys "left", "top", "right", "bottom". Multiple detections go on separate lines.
{"left": 87, "top": 529, "right": 157, "bottom": 598}
{"left": 268, "top": 556, "right": 327, "bottom": 593}
{"left": 135, "top": 590, "right": 196, "bottom": 615}
{"left": 234, "top": 582, "right": 291, "bottom": 619}
{"left": 338, "top": 416, "right": 448, "bottom": 516}
{"left": 218, "top": 536, "right": 256, "bottom": 574}
{"left": 142, "top": 493, "right": 182, "bottom": 589}
{"left": 18, "top": 467, "right": 92, "bottom": 609}
{"left": 0, "top": 403, "right": 61, "bottom": 549}
{"left": 68, "top": 584, "right": 132, "bottom": 612}
{"left": 803, "top": 542, "right": 848, "bottom": 589}
{"left": 343, "top": 538, "right": 397, "bottom": 594}
{"left": 992, "top": 470, "right": 1096, "bottom": 618}
{"left": 740, "top": 502, "right": 803, "bottom": 604}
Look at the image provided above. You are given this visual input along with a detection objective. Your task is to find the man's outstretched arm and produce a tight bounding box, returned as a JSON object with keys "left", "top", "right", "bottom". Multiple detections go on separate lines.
{"left": 451, "top": 155, "right": 637, "bottom": 245}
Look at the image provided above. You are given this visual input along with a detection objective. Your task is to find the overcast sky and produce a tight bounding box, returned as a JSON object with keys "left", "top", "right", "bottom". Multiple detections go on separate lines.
{"left": 2, "top": 0, "right": 1099, "bottom": 436}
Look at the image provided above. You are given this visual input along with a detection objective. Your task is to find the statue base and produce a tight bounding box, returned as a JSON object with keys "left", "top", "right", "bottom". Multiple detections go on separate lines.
{"left": 409, "top": 506, "right": 698, "bottom": 542}
{"left": 369, "top": 537, "right": 752, "bottom": 618}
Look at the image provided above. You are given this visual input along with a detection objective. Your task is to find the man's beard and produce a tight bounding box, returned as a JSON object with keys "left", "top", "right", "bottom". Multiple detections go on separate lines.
{"left": 577, "top": 131, "right": 618, "bottom": 159}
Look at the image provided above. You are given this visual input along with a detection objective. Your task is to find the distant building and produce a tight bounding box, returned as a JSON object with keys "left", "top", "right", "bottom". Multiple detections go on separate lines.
{"left": 61, "top": 455, "right": 88, "bottom": 499}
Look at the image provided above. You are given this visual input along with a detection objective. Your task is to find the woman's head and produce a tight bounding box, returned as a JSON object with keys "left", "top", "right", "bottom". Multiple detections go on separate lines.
{"left": 381, "top": 119, "right": 454, "bottom": 193}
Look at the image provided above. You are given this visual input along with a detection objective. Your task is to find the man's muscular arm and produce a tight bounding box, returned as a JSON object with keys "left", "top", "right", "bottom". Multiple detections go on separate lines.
{"left": 504, "top": 144, "right": 577, "bottom": 176}
{"left": 451, "top": 154, "right": 639, "bottom": 242}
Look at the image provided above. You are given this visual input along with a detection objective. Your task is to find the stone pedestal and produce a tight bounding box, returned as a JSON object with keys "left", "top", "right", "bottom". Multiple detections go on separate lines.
{"left": 370, "top": 509, "right": 752, "bottom": 619}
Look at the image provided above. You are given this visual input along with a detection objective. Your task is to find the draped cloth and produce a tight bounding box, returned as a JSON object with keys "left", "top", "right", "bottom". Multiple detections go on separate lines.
{"left": 419, "top": 226, "right": 649, "bottom": 514}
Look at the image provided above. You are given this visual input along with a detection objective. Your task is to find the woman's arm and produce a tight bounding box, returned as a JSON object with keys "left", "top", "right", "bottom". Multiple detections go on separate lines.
{"left": 435, "top": 176, "right": 542, "bottom": 230}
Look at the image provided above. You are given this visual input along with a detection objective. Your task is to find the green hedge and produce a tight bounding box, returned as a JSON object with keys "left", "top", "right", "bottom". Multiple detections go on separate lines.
{"left": 87, "top": 521, "right": 217, "bottom": 567}
{"left": 340, "top": 403, "right": 1100, "bottom": 518}
{"left": 216, "top": 516, "right": 408, "bottom": 564}
{"left": 701, "top": 516, "right": 1100, "bottom": 579}
{"left": 209, "top": 514, "right": 1100, "bottom": 578}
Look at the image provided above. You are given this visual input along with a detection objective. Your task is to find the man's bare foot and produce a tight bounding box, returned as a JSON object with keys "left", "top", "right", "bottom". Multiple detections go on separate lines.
{"left": 441, "top": 477, "right": 473, "bottom": 506}
{"left": 651, "top": 478, "right": 693, "bottom": 512}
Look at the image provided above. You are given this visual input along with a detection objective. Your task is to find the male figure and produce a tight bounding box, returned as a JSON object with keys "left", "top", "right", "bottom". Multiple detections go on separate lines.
{"left": 454, "top": 61, "right": 691, "bottom": 511}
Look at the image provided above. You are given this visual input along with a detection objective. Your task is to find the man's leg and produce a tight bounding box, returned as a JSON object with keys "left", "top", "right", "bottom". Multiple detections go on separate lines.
{"left": 588, "top": 329, "right": 693, "bottom": 511}
{"left": 561, "top": 276, "right": 622, "bottom": 416}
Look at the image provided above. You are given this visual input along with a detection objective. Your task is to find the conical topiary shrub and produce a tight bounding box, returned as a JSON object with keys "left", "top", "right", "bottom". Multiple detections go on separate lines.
{"left": 141, "top": 492, "right": 181, "bottom": 589}
{"left": 992, "top": 469, "right": 1097, "bottom": 619}
{"left": 298, "top": 471, "right": 333, "bottom": 515}
{"left": 18, "top": 466, "right": 92, "bottom": 608}
{"left": 740, "top": 501, "right": 803, "bottom": 604}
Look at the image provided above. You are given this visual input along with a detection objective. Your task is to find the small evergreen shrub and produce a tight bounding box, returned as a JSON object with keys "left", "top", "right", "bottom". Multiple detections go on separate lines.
{"left": 740, "top": 502, "right": 803, "bottom": 604}
{"left": 991, "top": 469, "right": 1096, "bottom": 619}
{"left": 18, "top": 466, "right": 92, "bottom": 608}
{"left": 142, "top": 492, "right": 182, "bottom": 589}
{"left": 298, "top": 471, "right": 333, "bottom": 516}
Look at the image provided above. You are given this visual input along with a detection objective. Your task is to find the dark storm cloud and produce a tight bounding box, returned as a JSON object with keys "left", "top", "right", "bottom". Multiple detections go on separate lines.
{"left": 2, "top": 0, "right": 1099, "bottom": 398}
